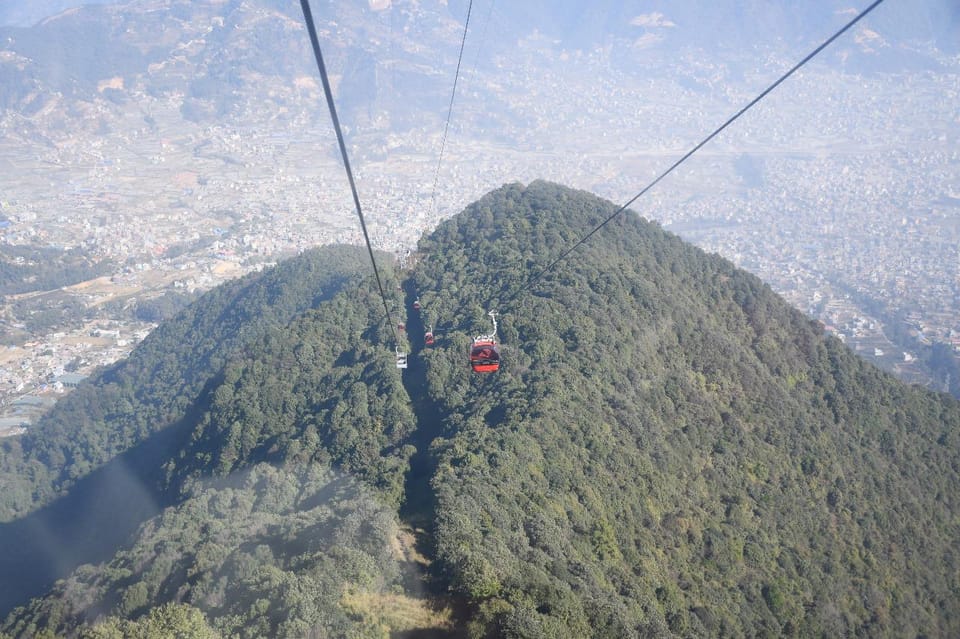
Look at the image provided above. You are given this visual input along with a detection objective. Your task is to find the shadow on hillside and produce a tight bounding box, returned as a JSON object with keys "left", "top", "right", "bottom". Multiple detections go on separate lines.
{"left": 0, "top": 400, "right": 203, "bottom": 618}
{"left": 398, "top": 282, "right": 441, "bottom": 528}
{"left": 397, "top": 281, "right": 469, "bottom": 639}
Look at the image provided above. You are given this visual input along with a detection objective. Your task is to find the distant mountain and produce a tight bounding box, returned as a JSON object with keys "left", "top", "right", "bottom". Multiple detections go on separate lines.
{"left": 2, "top": 181, "right": 958, "bottom": 637}
{"left": 0, "top": 0, "right": 468, "bottom": 124}
{"left": 0, "top": 0, "right": 954, "bottom": 126}
{"left": 487, "top": 0, "right": 960, "bottom": 57}
{"left": 0, "top": 0, "right": 119, "bottom": 28}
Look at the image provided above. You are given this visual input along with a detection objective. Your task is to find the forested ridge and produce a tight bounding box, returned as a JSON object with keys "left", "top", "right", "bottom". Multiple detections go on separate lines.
{"left": 0, "top": 245, "right": 376, "bottom": 521}
{"left": 410, "top": 182, "right": 960, "bottom": 637}
{"left": 1, "top": 181, "right": 959, "bottom": 638}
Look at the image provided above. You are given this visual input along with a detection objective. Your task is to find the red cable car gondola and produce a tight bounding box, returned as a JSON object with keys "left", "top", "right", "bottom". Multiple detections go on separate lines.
{"left": 469, "top": 310, "right": 500, "bottom": 373}
{"left": 425, "top": 328, "right": 435, "bottom": 346}
{"left": 413, "top": 298, "right": 421, "bottom": 311}
{"left": 470, "top": 338, "right": 500, "bottom": 373}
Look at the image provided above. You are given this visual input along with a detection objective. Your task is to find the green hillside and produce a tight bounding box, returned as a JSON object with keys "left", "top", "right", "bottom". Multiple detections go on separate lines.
{"left": 2, "top": 464, "right": 421, "bottom": 639}
{"left": 0, "top": 245, "right": 376, "bottom": 522}
{"left": 0, "top": 245, "right": 399, "bottom": 620}
{"left": 2, "top": 182, "right": 959, "bottom": 638}
{"left": 411, "top": 181, "right": 960, "bottom": 637}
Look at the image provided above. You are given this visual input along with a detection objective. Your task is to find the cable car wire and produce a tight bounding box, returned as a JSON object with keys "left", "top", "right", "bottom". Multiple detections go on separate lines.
{"left": 468, "top": 0, "right": 496, "bottom": 81}
{"left": 299, "top": 0, "right": 398, "bottom": 343}
{"left": 430, "top": 0, "right": 474, "bottom": 209}
{"left": 494, "top": 0, "right": 886, "bottom": 311}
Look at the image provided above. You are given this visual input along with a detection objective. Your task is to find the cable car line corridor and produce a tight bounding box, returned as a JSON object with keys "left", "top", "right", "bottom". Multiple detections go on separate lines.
{"left": 397, "top": 280, "right": 444, "bottom": 530}
{"left": 391, "top": 279, "right": 477, "bottom": 637}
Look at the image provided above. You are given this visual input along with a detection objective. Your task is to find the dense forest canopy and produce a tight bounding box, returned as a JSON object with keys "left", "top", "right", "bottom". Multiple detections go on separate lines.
{"left": 3, "top": 463, "right": 411, "bottom": 639}
{"left": 1, "top": 182, "right": 958, "bottom": 637}
{"left": 410, "top": 182, "right": 960, "bottom": 636}
{"left": 0, "top": 245, "right": 378, "bottom": 522}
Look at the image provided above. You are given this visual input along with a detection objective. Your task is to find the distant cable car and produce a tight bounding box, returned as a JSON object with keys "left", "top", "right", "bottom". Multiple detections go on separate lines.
{"left": 469, "top": 310, "right": 500, "bottom": 373}
{"left": 396, "top": 347, "right": 408, "bottom": 369}
{"left": 425, "top": 328, "right": 435, "bottom": 346}
{"left": 413, "top": 298, "right": 421, "bottom": 311}
{"left": 398, "top": 322, "right": 405, "bottom": 332}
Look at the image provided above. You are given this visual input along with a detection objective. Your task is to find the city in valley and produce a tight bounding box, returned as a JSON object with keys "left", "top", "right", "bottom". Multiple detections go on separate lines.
{"left": 1, "top": 1, "right": 958, "bottom": 434}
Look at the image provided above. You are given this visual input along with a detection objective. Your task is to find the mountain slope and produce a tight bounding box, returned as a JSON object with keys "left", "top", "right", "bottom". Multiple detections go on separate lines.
{"left": 2, "top": 182, "right": 959, "bottom": 637}
{"left": 2, "top": 464, "right": 421, "bottom": 639}
{"left": 409, "top": 181, "right": 960, "bottom": 637}
{"left": 0, "top": 243, "right": 438, "bottom": 637}
{"left": 0, "top": 245, "right": 393, "bottom": 617}
{"left": 0, "top": 245, "right": 376, "bottom": 520}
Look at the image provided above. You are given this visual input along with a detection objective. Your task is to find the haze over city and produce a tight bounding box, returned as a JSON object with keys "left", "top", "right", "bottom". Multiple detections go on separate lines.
{"left": 1, "top": 0, "right": 958, "bottom": 431}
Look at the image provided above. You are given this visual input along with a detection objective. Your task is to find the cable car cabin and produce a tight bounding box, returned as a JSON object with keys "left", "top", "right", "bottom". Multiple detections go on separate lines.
{"left": 470, "top": 339, "right": 500, "bottom": 373}
{"left": 413, "top": 299, "right": 421, "bottom": 311}
{"left": 396, "top": 349, "right": 408, "bottom": 369}
{"left": 398, "top": 322, "right": 405, "bottom": 332}
{"left": 424, "top": 331, "right": 435, "bottom": 346}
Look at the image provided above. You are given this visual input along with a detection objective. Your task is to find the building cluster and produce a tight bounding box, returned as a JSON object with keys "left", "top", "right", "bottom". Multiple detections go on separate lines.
{"left": 0, "top": 321, "right": 152, "bottom": 435}
{"left": 1, "top": 43, "right": 957, "bottom": 432}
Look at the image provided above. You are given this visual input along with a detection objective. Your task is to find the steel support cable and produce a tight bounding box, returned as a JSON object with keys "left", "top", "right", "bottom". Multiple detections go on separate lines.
{"left": 430, "top": 0, "right": 474, "bottom": 209}
{"left": 299, "top": 0, "right": 398, "bottom": 343}
{"left": 494, "top": 0, "right": 886, "bottom": 312}
{"left": 468, "top": 0, "right": 496, "bottom": 80}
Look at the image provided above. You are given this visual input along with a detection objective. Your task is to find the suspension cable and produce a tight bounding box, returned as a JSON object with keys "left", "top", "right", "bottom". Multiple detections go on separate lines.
{"left": 299, "top": 0, "right": 398, "bottom": 343}
{"left": 430, "top": 0, "right": 474, "bottom": 210}
{"left": 495, "top": 0, "right": 886, "bottom": 310}
{"left": 468, "top": 0, "right": 495, "bottom": 81}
